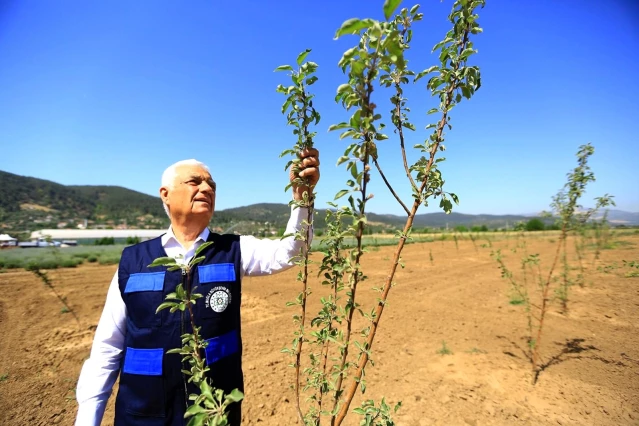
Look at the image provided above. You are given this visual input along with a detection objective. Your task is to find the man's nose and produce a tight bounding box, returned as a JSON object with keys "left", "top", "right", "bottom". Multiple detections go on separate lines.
{"left": 199, "top": 181, "right": 214, "bottom": 194}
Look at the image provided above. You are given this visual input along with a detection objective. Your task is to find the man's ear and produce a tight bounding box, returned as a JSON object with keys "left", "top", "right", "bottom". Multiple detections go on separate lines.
{"left": 159, "top": 187, "right": 169, "bottom": 204}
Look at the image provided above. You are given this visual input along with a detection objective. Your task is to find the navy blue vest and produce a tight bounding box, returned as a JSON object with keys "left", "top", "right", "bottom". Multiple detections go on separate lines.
{"left": 114, "top": 232, "right": 243, "bottom": 426}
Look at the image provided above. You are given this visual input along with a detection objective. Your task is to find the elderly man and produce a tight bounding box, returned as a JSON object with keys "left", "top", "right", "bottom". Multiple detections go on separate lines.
{"left": 75, "top": 149, "right": 319, "bottom": 426}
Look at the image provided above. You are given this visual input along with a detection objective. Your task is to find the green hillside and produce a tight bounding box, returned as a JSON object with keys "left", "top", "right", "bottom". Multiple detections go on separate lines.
{"left": 3, "top": 170, "right": 632, "bottom": 240}
{"left": 0, "top": 171, "right": 169, "bottom": 234}
{"left": 68, "top": 185, "right": 167, "bottom": 218}
{"left": 0, "top": 171, "right": 93, "bottom": 215}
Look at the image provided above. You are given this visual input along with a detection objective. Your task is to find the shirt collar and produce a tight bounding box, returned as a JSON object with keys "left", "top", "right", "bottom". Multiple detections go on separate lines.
{"left": 161, "top": 226, "right": 210, "bottom": 249}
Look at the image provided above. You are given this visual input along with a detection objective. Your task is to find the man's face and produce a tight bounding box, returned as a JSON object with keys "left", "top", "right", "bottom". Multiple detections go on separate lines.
{"left": 162, "top": 164, "right": 216, "bottom": 222}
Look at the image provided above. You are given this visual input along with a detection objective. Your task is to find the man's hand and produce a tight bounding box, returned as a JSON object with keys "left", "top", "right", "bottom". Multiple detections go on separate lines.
{"left": 290, "top": 148, "right": 320, "bottom": 202}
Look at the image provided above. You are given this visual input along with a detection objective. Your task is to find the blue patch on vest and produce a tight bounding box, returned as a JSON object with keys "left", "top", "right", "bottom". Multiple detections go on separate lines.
{"left": 198, "top": 263, "right": 235, "bottom": 283}
{"left": 205, "top": 330, "right": 239, "bottom": 365}
{"left": 123, "top": 347, "right": 163, "bottom": 376}
{"left": 124, "top": 272, "right": 165, "bottom": 294}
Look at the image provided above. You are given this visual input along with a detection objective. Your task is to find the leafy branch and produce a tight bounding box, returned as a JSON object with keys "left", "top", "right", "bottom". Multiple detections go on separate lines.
{"left": 150, "top": 241, "right": 244, "bottom": 425}
{"left": 276, "top": 49, "right": 320, "bottom": 424}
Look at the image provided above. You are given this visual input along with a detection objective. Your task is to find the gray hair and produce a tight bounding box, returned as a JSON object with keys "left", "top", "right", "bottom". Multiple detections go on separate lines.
{"left": 160, "top": 159, "right": 211, "bottom": 217}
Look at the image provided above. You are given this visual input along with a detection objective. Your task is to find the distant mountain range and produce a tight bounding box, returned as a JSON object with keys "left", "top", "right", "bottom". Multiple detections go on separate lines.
{"left": 1, "top": 170, "right": 637, "bottom": 236}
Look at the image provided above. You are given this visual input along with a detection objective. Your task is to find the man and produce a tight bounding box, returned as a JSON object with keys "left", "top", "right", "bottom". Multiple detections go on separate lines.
{"left": 75, "top": 149, "right": 320, "bottom": 426}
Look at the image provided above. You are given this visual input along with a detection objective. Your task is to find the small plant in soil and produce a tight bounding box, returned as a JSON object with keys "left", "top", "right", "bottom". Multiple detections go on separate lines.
{"left": 436, "top": 341, "right": 453, "bottom": 356}
{"left": 27, "top": 263, "right": 79, "bottom": 326}
{"left": 493, "top": 143, "right": 614, "bottom": 384}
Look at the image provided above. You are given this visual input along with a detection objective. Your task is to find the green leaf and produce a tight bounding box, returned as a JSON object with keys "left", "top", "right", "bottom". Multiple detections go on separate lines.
{"left": 383, "top": 0, "right": 402, "bottom": 20}
{"left": 340, "top": 130, "right": 357, "bottom": 140}
{"left": 334, "top": 18, "right": 375, "bottom": 39}
{"left": 328, "top": 122, "right": 350, "bottom": 132}
{"left": 225, "top": 388, "right": 245, "bottom": 403}
{"left": 190, "top": 255, "right": 206, "bottom": 266}
{"left": 335, "top": 189, "right": 349, "bottom": 200}
{"left": 184, "top": 404, "right": 206, "bottom": 418}
{"left": 336, "top": 83, "right": 351, "bottom": 95}
{"left": 336, "top": 156, "right": 350, "bottom": 166}
{"left": 274, "top": 65, "right": 293, "bottom": 72}
{"left": 156, "top": 301, "right": 177, "bottom": 314}
{"left": 186, "top": 413, "right": 206, "bottom": 426}
{"left": 414, "top": 66, "right": 438, "bottom": 83}
{"left": 296, "top": 49, "right": 311, "bottom": 66}
{"left": 195, "top": 241, "right": 214, "bottom": 256}
{"left": 148, "top": 257, "right": 178, "bottom": 268}
{"left": 199, "top": 380, "right": 214, "bottom": 401}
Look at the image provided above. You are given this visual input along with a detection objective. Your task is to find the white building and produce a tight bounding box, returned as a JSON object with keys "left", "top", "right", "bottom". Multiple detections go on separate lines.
{"left": 30, "top": 229, "right": 166, "bottom": 241}
{"left": 0, "top": 234, "right": 18, "bottom": 246}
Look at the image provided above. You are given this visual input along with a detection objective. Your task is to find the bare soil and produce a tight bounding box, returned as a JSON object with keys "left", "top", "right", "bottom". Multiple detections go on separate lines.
{"left": 1, "top": 233, "right": 638, "bottom": 425}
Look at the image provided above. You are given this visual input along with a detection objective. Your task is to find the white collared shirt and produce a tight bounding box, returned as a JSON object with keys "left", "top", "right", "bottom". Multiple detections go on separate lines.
{"left": 75, "top": 206, "right": 311, "bottom": 426}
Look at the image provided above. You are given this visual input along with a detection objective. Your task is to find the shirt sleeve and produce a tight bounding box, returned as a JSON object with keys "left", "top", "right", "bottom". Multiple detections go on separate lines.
{"left": 75, "top": 270, "right": 127, "bottom": 426}
{"left": 240, "top": 205, "right": 313, "bottom": 276}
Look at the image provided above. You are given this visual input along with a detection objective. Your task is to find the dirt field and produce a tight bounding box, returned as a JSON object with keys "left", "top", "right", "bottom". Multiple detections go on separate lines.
{"left": 1, "top": 233, "right": 638, "bottom": 425}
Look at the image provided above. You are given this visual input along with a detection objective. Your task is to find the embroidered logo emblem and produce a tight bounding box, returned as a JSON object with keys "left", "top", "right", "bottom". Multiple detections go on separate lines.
{"left": 205, "top": 286, "right": 231, "bottom": 313}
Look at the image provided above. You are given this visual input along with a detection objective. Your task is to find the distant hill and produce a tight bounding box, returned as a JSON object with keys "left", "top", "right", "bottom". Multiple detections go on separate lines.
{"left": 68, "top": 185, "right": 166, "bottom": 218}
{"left": 1, "top": 170, "right": 637, "bottom": 237}
{"left": 0, "top": 170, "right": 94, "bottom": 216}
{"left": 601, "top": 209, "right": 639, "bottom": 225}
{"left": 210, "top": 206, "right": 557, "bottom": 231}
{"left": 0, "top": 171, "right": 170, "bottom": 233}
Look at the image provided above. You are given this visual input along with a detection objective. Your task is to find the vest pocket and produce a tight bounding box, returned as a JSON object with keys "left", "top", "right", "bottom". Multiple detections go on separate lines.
{"left": 205, "top": 330, "right": 239, "bottom": 365}
{"left": 120, "top": 348, "right": 165, "bottom": 418}
{"left": 124, "top": 272, "right": 165, "bottom": 328}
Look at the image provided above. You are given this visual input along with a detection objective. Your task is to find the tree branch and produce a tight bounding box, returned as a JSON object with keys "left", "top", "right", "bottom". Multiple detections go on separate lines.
{"left": 372, "top": 158, "right": 410, "bottom": 215}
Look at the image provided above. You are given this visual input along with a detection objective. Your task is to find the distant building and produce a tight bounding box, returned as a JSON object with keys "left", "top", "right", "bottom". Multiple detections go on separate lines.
{"left": 0, "top": 234, "right": 18, "bottom": 247}
{"left": 30, "top": 229, "right": 166, "bottom": 242}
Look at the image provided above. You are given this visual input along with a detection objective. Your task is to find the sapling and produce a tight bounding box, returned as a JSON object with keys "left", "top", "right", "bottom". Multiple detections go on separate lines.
{"left": 436, "top": 341, "right": 453, "bottom": 356}
{"left": 330, "top": 2, "right": 484, "bottom": 422}
{"left": 27, "top": 263, "right": 80, "bottom": 326}
{"left": 149, "top": 242, "right": 244, "bottom": 426}
{"left": 469, "top": 233, "right": 477, "bottom": 252}
{"left": 549, "top": 144, "right": 614, "bottom": 313}
{"left": 493, "top": 143, "right": 614, "bottom": 383}
{"left": 591, "top": 209, "right": 613, "bottom": 265}
{"left": 276, "top": 1, "right": 485, "bottom": 424}
{"left": 275, "top": 48, "right": 320, "bottom": 423}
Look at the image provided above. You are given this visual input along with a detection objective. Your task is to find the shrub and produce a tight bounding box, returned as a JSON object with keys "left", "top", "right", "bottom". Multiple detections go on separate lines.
{"left": 94, "top": 237, "right": 115, "bottom": 246}
{"left": 61, "top": 259, "right": 80, "bottom": 268}
{"left": 525, "top": 218, "right": 545, "bottom": 232}
{"left": 98, "top": 256, "right": 120, "bottom": 265}
{"left": 125, "top": 236, "right": 141, "bottom": 245}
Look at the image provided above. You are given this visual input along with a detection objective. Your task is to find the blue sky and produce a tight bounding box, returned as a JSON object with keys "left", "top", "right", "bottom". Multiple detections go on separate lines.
{"left": 1, "top": 0, "right": 637, "bottom": 216}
